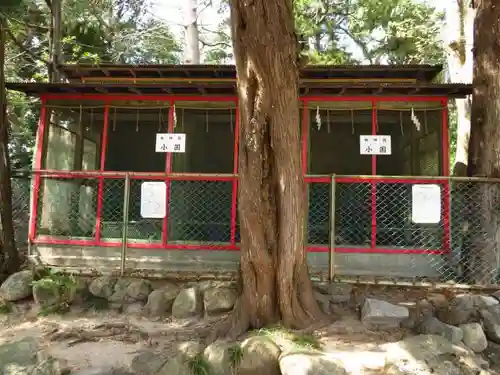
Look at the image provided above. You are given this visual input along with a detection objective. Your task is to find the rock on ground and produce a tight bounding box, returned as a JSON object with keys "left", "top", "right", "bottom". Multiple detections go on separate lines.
{"left": 314, "top": 282, "right": 352, "bottom": 303}
{"left": 0, "top": 270, "right": 34, "bottom": 301}
{"left": 89, "top": 277, "right": 117, "bottom": 299}
{"left": 143, "top": 285, "right": 180, "bottom": 318}
{"left": 172, "top": 287, "right": 203, "bottom": 319}
{"left": 203, "top": 287, "right": 237, "bottom": 315}
{"left": 361, "top": 298, "right": 409, "bottom": 329}
{"left": 238, "top": 336, "right": 281, "bottom": 375}
{"left": 279, "top": 350, "right": 347, "bottom": 375}
{"left": 204, "top": 341, "right": 234, "bottom": 375}
{"left": 418, "top": 316, "right": 463, "bottom": 344}
{"left": 126, "top": 279, "right": 152, "bottom": 301}
{"left": 460, "top": 322, "right": 488, "bottom": 352}
{"left": 480, "top": 306, "right": 500, "bottom": 344}
{"left": 70, "top": 367, "right": 133, "bottom": 375}
{"left": 437, "top": 294, "right": 477, "bottom": 325}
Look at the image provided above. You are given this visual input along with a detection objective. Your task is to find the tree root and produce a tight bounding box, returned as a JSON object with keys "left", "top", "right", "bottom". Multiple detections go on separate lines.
{"left": 44, "top": 322, "right": 150, "bottom": 344}
{"left": 204, "top": 298, "right": 250, "bottom": 345}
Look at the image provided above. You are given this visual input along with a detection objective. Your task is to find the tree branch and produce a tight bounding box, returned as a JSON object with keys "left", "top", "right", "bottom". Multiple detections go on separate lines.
{"left": 336, "top": 25, "right": 373, "bottom": 64}
{"left": 200, "top": 39, "right": 231, "bottom": 49}
{"left": 5, "top": 25, "right": 49, "bottom": 65}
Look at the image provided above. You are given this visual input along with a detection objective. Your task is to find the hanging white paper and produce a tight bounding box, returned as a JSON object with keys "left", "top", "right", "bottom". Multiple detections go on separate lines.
{"left": 155, "top": 133, "right": 186, "bottom": 153}
{"left": 359, "top": 135, "right": 392, "bottom": 155}
{"left": 140, "top": 182, "right": 167, "bottom": 219}
{"left": 411, "top": 184, "right": 441, "bottom": 224}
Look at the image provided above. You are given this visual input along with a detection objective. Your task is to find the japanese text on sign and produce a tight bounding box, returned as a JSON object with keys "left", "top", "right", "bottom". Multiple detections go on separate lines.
{"left": 411, "top": 184, "right": 441, "bottom": 224}
{"left": 140, "top": 182, "right": 167, "bottom": 219}
{"left": 359, "top": 135, "right": 392, "bottom": 155}
{"left": 155, "top": 133, "right": 186, "bottom": 153}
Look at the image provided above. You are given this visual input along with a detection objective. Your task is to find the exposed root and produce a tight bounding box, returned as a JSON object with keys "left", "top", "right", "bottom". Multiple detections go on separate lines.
{"left": 204, "top": 298, "right": 250, "bottom": 345}
{"left": 44, "top": 322, "right": 150, "bottom": 344}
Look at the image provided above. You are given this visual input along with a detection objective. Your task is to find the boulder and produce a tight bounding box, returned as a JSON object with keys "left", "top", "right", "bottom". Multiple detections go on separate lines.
{"left": 204, "top": 341, "right": 234, "bottom": 375}
{"left": 279, "top": 350, "right": 347, "bottom": 375}
{"left": 437, "top": 294, "right": 477, "bottom": 325}
{"left": 418, "top": 316, "right": 463, "bottom": 344}
{"left": 473, "top": 295, "right": 499, "bottom": 308}
{"left": 460, "top": 323, "right": 487, "bottom": 352}
{"left": 108, "top": 279, "right": 131, "bottom": 305}
{"left": 361, "top": 298, "right": 409, "bottom": 329}
{"left": 401, "top": 299, "right": 434, "bottom": 330}
{"left": 172, "top": 287, "right": 203, "bottom": 319}
{"left": 143, "top": 284, "right": 180, "bottom": 318}
{"left": 0, "top": 270, "right": 34, "bottom": 301}
{"left": 89, "top": 276, "right": 117, "bottom": 299}
{"left": 127, "top": 279, "right": 152, "bottom": 301}
{"left": 131, "top": 351, "right": 169, "bottom": 375}
{"left": 382, "top": 334, "right": 470, "bottom": 374}
{"left": 314, "top": 291, "right": 331, "bottom": 313}
{"left": 314, "top": 282, "right": 352, "bottom": 303}
{"left": 479, "top": 306, "right": 500, "bottom": 343}
{"left": 484, "top": 341, "right": 500, "bottom": 366}
{"left": 0, "top": 336, "right": 39, "bottom": 372}
{"left": 204, "top": 287, "right": 237, "bottom": 315}
{"left": 33, "top": 280, "right": 62, "bottom": 309}
{"left": 238, "top": 336, "right": 281, "bottom": 375}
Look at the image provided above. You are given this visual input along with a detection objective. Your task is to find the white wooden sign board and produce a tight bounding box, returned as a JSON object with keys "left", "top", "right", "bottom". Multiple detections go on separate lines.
{"left": 140, "top": 181, "right": 167, "bottom": 219}
{"left": 359, "top": 135, "right": 392, "bottom": 155}
{"left": 155, "top": 133, "right": 186, "bottom": 153}
{"left": 411, "top": 184, "right": 441, "bottom": 224}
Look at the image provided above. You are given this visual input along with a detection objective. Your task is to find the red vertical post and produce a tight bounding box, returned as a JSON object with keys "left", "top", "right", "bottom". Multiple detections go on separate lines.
{"left": 163, "top": 101, "right": 175, "bottom": 246}
{"left": 29, "top": 101, "right": 47, "bottom": 241}
{"left": 441, "top": 99, "right": 451, "bottom": 252}
{"left": 371, "top": 100, "right": 377, "bottom": 249}
{"left": 94, "top": 103, "right": 109, "bottom": 243}
{"left": 230, "top": 103, "right": 240, "bottom": 245}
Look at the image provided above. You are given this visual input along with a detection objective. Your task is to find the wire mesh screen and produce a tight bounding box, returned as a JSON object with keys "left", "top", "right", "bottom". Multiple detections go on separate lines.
{"left": 307, "top": 182, "right": 329, "bottom": 246}
{"left": 37, "top": 176, "right": 98, "bottom": 238}
{"left": 336, "top": 181, "right": 371, "bottom": 247}
{"left": 375, "top": 182, "right": 445, "bottom": 250}
{"left": 168, "top": 180, "right": 233, "bottom": 244}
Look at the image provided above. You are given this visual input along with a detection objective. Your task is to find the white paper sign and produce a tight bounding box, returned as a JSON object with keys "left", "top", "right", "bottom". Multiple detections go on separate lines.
{"left": 155, "top": 133, "right": 186, "bottom": 153}
{"left": 359, "top": 135, "right": 392, "bottom": 155}
{"left": 140, "top": 182, "right": 167, "bottom": 219}
{"left": 412, "top": 184, "right": 441, "bottom": 224}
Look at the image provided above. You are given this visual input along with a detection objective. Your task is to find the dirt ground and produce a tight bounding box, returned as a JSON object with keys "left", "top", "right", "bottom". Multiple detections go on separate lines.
{"left": 0, "top": 284, "right": 427, "bottom": 371}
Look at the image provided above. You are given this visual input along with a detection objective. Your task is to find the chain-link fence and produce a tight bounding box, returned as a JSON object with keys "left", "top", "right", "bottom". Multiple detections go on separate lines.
{"left": 21, "top": 171, "right": 500, "bottom": 286}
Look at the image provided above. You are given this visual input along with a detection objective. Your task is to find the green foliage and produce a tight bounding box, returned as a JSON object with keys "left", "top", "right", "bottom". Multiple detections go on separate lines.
{"left": 187, "top": 353, "right": 212, "bottom": 375}
{"left": 228, "top": 344, "right": 243, "bottom": 369}
{"left": 31, "top": 268, "right": 77, "bottom": 316}
{"left": 253, "top": 325, "right": 323, "bottom": 351}
{"left": 0, "top": 299, "right": 13, "bottom": 314}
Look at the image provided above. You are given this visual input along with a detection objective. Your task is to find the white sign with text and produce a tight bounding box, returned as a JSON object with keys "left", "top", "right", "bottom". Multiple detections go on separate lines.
{"left": 155, "top": 133, "right": 186, "bottom": 153}
{"left": 359, "top": 135, "right": 392, "bottom": 155}
{"left": 411, "top": 184, "right": 441, "bottom": 224}
{"left": 140, "top": 181, "right": 167, "bottom": 219}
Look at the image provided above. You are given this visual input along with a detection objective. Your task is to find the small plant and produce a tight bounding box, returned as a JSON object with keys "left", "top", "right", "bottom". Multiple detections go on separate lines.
{"left": 187, "top": 353, "right": 211, "bottom": 375}
{"left": 0, "top": 299, "right": 12, "bottom": 314}
{"left": 228, "top": 344, "right": 243, "bottom": 370}
{"left": 291, "top": 333, "right": 322, "bottom": 350}
{"left": 31, "top": 268, "right": 77, "bottom": 316}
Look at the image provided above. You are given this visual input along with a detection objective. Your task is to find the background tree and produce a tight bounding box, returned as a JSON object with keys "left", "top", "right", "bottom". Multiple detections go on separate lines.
{"left": 468, "top": 0, "right": 500, "bottom": 284}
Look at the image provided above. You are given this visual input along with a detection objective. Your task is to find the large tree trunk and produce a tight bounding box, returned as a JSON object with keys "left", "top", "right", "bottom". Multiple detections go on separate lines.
{"left": 217, "top": 0, "right": 325, "bottom": 337}
{"left": 468, "top": 0, "right": 500, "bottom": 284}
{"left": 0, "top": 17, "right": 20, "bottom": 279}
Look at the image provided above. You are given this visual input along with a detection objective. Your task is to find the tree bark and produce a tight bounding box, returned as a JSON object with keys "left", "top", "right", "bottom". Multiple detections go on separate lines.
{"left": 447, "top": 0, "right": 474, "bottom": 176}
{"left": 215, "top": 0, "right": 325, "bottom": 337}
{"left": 0, "top": 16, "right": 20, "bottom": 278}
{"left": 184, "top": 0, "right": 200, "bottom": 64}
{"left": 468, "top": 0, "right": 500, "bottom": 284}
